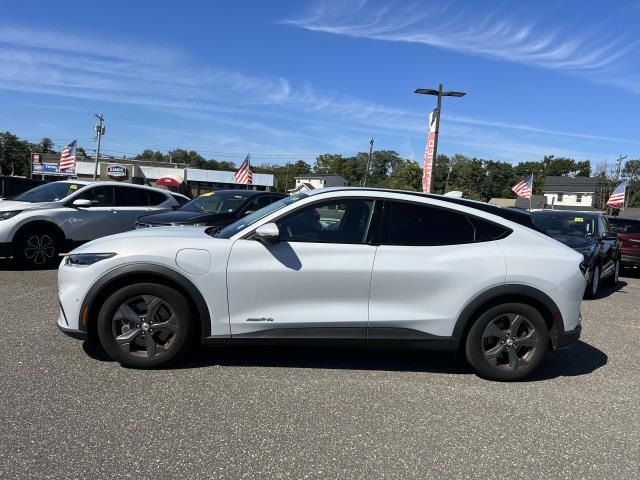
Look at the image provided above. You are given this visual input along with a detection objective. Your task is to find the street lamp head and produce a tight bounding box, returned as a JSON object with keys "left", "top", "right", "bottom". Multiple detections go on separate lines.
{"left": 414, "top": 88, "right": 439, "bottom": 96}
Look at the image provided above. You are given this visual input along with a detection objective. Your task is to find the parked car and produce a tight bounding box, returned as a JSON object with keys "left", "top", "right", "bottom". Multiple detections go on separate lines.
{"left": 0, "top": 180, "right": 180, "bottom": 267}
{"left": 531, "top": 210, "right": 621, "bottom": 298}
{"left": 58, "top": 188, "right": 585, "bottom": 381}
{"left": 0, "top": 175, "right": 47, "bottom": 199}
{"left": 135, "top": 190, "right": 286, "bottom": 230}
{"left": 607, "top": 216, "right": 640, "bottom": 269}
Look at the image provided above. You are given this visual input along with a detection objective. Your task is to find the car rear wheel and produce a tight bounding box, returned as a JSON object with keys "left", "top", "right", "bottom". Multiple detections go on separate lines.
{"left": 604, "top": 259, "right": 620, "bottom": 287}
{"left": 14, "top": 229, "right": 61, "bottom": 268}
{"left": 97, "top": 283, "right": 193, "bottom": 368}
{"left": 465, "top": 303, "right": 548, "bottom": 381}
{"left": 585, "top": 264, "right": 600, "bottom": 299}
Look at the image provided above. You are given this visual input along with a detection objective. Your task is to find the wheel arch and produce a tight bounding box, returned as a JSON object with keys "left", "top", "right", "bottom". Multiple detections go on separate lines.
{"left": 80, "top": 263, "right": 211, "bottom": 340}
{"left": 451, "top": 284, "right": 563, "bottom": 350}
{"left": 13, "top": 220, "right": 66, "bottom": 245}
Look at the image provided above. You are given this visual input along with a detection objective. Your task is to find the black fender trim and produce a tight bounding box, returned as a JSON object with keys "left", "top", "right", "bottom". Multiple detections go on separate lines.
{"left": 451, "top": 284, "right": 564, "bottom": 349}
{"left": 79, "top": 263, "right": 211, "bottom": 337}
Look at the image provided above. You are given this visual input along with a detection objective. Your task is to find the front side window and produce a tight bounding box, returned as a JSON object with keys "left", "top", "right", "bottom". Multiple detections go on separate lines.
{"left": 216, "top": 194, "right": 308, "bottom": 239}
{"left": 384, "top": 201, "right": 478, "bottom": 246}
{"left": 76, "top": 186, "right": 115, "bottom": 207}
{"left": 277, "top": 199, "right": 374, "bottom": 244}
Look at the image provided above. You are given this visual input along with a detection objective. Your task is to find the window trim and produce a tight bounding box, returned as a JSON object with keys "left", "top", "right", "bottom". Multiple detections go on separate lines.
{"left": 379, "top": 199, "right": 512, "bottom": 247}
{"left": 242, "top": 196, "right": 382, "bottom": 245}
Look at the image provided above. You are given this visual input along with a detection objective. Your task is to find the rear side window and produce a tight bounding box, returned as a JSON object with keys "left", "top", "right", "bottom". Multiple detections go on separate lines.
{"left": 384, "top": 201, "right": 479, "bottom": 246}
{"left": 171, "top": 193, "right": 190, "bottom": 206}
{"left": 470, "top": 217, "right": 512, "bottom": 241}
{"left": 148, "top": 190, "right": 169, "bottom": 206}
{"left": 609, "top": 219, "right": 640, "bottom": 233}
{"left": 114, "top": 186, "right": 149, "bottom": 206}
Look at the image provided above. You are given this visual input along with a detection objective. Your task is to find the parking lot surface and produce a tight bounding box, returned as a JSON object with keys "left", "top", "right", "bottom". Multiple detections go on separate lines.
{"left": 0, "top": 262, "right": 639, "bottom": 479}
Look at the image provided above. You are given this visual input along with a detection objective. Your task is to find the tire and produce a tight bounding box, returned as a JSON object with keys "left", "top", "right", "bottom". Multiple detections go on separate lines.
{"left": 585, "top": 264, "right": 600, "bottom": 299}
{"left": 465, "top": 303, "right": 548, "bottom": 381}
{"left": 97, "top": 283, "right": 193, "bottom": 368}
{"left": 14, "top": 228, "right": 61, "bottom": 268}
{"left": 604, "top": 259, "right": 620, "bottom": 287}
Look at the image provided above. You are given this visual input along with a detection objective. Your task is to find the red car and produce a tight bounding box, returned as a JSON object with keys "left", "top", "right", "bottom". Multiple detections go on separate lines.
{"left": 608, "top": 216, "right": 640, "bottom": 269}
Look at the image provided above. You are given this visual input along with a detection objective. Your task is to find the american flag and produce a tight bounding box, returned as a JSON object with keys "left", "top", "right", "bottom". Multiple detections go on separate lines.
{"left": 235, "top": 154, "right": 253, "bottom": 185}
{"left": 59, "top": 140, "right": 77, "bottom": 172}
{"left": 512, "top": 173, "right": 533, "bottom": 199}
{"left": 607, "top": 181, "right": 627, "bottom": 208}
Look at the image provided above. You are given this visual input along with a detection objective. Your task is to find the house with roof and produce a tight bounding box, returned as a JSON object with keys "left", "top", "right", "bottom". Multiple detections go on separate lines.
{"left": 542, "top": 176, "right": 601, "bottom": 210}
{"left": 288, "top": 174, "right": 349, "bottom": 193}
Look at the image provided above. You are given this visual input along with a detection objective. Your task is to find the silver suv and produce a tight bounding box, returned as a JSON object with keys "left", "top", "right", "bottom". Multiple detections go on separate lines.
{"left": 0, "top": 180, "right": 180, "bottom": 267}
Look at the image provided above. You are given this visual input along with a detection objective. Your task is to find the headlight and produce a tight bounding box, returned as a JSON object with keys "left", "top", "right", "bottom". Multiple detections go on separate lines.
{"left": 65, "top": 252, "right": 116, "bottom": 266}
{"left": 0, "top": 210, "right": 21, "bottom": 221}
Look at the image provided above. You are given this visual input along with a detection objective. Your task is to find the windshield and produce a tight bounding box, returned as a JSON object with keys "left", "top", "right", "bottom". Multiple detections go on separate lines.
{"left": 181, "top": 191, "right": 252, "bottom": 213}
{"left": 532, "top": 213, "right": 596, "bottom": 239}
{"left": 215, "top": 193, "right": 308, "bottom": 238}
{"left": 12, "top": 182, "right": 83, "bottom": 203}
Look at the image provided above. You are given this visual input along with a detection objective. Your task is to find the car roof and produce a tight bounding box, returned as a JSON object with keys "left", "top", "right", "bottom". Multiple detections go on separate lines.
{"left": 52, "top": 179, "right": 172, "bottom": 194}
{"left": 532, "top": 210, "right": 601, "bottom": 218}
{"left": 309, "top": 187, "right": 540, "bottom": 231}
{"left": 201, "top": 189, "right": 283, "bottom": 197}
{"left": 607, "top": 216, "right": 639, "bottom": 222}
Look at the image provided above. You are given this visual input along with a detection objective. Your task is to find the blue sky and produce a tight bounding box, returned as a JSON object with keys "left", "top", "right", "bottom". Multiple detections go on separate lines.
{"left": 2, "top": 0, "right": 640, "bottom": 168}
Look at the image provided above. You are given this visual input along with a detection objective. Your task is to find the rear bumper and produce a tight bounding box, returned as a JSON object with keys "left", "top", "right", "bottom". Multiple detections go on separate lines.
{"left": 550, "top": 324, "right": 581, "bottom": 350}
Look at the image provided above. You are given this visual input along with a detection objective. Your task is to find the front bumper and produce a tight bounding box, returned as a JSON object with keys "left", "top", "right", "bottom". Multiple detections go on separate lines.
{"left": 621, "top": 254, "right": 640, "bottom": 267}
{"left": 57, "top": 321, "right": 87, "bottom": 340}
{"left": 550, "top": 324, "right": 581, "bottom": 350}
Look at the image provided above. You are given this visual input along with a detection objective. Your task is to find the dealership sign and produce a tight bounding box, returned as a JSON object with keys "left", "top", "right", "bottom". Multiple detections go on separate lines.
{"left": 32, "top": 162, "right": 72, "bottom": 176}
{"left": 422, "top": 108, "right": 438, "bottom": 193}
{"left": 107, "top": 165, "right": 128, "bottom": 179}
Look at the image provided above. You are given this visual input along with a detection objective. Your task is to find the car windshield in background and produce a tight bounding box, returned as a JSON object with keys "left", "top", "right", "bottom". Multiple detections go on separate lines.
{"left": 12, "top": 182, "right": 82, "bottom": 203}
{"left": 532, "top": 213, "right": 596, "bottom": 238}
{"left": 181, "top": 191, "right": 252, "bottom": 214}
{"left": 609, "top": 218, "right": 640, "bottom": 234}
{"left": 215, "top": 193, "right": 308, "bottom": 238}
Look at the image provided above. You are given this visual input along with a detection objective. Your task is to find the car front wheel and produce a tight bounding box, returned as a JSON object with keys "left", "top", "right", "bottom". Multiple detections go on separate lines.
{"left": 585, "top": 264, "right": 600, "bottom": 299}
{"left": 465, "top": 303, "right": 548, "bottom": 381}
{"left": 15, "top": 229, "right": 61, "bottom": 268}
{"left": 97, "top": 283, "right": 193, "bottom": 368}
{"left": 604, "top": 259, "right": 620, "bottom": 287}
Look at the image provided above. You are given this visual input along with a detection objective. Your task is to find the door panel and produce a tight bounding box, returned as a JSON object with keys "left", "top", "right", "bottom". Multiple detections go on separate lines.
{"left": 227, "top": 240, "right": 376, "bottom": 337}
{"left": 113, "top": 186, "right": 164, "bottom": 232}
{"left": 61, "top": 186, "right": 121, "bottom": 242}
{"left": 369, "top": 242, "right": 506, "bottom": 337}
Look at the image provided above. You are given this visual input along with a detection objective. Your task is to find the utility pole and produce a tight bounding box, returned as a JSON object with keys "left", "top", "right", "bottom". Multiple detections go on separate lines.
{"left": 363, "top": 138, "right": 374, "bottom": 187}
{"left": 92, "top": 114, "right": 105, "bottom": 180}
{"left": 415, "top": 85, "right": 466, "bottom": 193}
{"left": 615, "top": 154, "right": 627, "bottom": 180}
{"left": 284, "top": 162, "right": 291, "bottom": 192}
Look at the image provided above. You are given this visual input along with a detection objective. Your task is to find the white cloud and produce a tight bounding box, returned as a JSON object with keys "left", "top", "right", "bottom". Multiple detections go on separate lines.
{"left": 285, "top": 1, "right": 638, "bottom": 80}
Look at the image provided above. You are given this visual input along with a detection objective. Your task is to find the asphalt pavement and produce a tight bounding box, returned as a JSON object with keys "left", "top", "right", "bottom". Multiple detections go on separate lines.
{"left": 0, "top": 260, "right": 638, "bottom": 479}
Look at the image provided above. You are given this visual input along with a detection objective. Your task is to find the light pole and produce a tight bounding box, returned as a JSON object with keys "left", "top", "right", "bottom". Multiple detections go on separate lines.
{"left": 363, "top": 138, "right": 374, "bottom": 187}
{"left": 415, "top": 84, "right": 466, "bottom": 193}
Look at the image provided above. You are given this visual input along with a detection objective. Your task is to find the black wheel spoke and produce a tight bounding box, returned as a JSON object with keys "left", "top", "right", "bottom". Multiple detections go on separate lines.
{"left": 144, "top": 296, "right": 163, "bottom": 321}
{"left": 152, "top": 314, "right": 178, "bottom": 334}
{"left": 509, "top": 315, "right": 524, "bottom": 336}
{"left": 484, "top": 343, "right": 505, "bottom": 362}
{"left": 514, "top": 333, "right": 536, "bottom": 348}
{"left": 117, "top": 304, "right": 140, "bottom": 323}
{"left": 116, "top": 328, "right": 142, "bottom": 348}
{"left": 144, "top": 334, "right": 157, "bottom": 357}
{"left": 482, "top": 321, "right": 505, "bottom": 340}
{"left": 507, "top": 348, "right": 520, "bottom": 370}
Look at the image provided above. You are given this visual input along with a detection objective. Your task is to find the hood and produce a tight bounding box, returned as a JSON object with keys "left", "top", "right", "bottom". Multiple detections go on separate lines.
{"left": 72, "top": 226, "right": 214, "bottom": 253}
{"left": 137, "top": 209, "right": 235, "bottom": 225}
{"left": 550, "top": 234, "right": 596, "bottom": 250}
{"left": 0, "top": 200, "right": 59, "bottom": 212}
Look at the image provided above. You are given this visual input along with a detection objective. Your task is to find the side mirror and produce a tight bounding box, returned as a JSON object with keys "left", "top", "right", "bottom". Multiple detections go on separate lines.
{"left": 602, "top": 231, "right": 618, "bottom": 240}
{"left": 254, "top": 223, "right": 280, "bottom": 244}
{"left": 72, "top": 199, "right": 93, "bottom": 208}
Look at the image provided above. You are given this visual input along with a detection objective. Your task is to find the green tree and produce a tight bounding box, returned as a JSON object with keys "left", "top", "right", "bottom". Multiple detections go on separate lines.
{"left": 0, "top": 131, "right": 33, "bottom": 176}
{"left": 387, "top": 159, "right": 422, "bottom": 191}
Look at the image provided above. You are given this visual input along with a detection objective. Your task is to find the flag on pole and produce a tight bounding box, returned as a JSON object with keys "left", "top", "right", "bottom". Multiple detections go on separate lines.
{"left": 512, "top": 173, "right": 533, "bottom": 199}
{"left": 235, "top": 154, "right": 253, "bottom": 185}
{"left": 607, "top": 181, "right": 627, "bottom": 208}
{"left": 59, "top": 140, "right": 77, "bottom": 172}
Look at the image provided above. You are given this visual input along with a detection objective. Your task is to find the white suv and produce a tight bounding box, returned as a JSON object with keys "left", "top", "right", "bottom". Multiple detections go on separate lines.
{"left": 57, "top": 188, "right": 585, "bottom": 381}
{"left": 0, "top": 180, "right": 180, "bottom": 267}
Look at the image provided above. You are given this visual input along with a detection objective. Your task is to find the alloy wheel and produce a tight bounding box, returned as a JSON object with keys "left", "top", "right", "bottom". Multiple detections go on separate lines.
{"left": 481, "top": 313, "right": 538, "bottom": 372}
{"left": 24, "top": 234, "right": 56, "bottom": 265}
{"left": 111, "top": 295, "right": 179, "bottom": 359}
